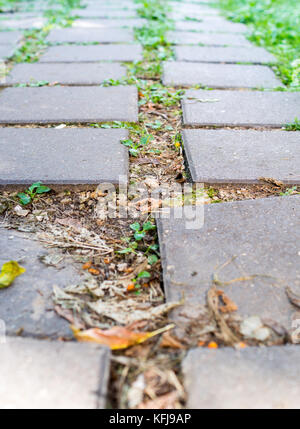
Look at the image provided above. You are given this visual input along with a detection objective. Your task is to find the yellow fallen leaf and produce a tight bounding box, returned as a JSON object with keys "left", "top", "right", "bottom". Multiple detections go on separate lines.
{"left": 71, "top": 324, "right": 174, "bottom": 350}
{"left": 0, "top": 261, "right": 26, "bottom": 289}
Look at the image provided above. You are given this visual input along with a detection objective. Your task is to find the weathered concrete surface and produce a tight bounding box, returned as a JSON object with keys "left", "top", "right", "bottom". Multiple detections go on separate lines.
{"left": 175, "top": 45, "right": 277, "bottom": 64}
{"left": 175, "top": 19, "right": 247, "bottom": 33}
{"left": 163, "top": 61, "right": 282, "bottom": 88}
{"left": 157, "top": 196, "right": 300, "bottom": 330}
{"left": 0, "top": 128, "right": 129, "bottom": 185}
{"left": 182, "top": 89, "right": 300, "bottom": 127}
{"left": 0, "top": 86, "right": 138, "bottom": 124}
{"left": 182, "top": 129, "right": 300, "bottom": 184}
{"left": 0, "top": 31, "right": 22, "bottom": 45}
{"left": 46, "top": 28, "right": 134, "bottom": 43}
{"left": 183, "top": 346, "right": 300, "bottom": 409}
{"left": 0, "top": 337, "right": 110, "bottom": 409}
{"left": 0, "top": 229, "right": 81, "bottom": 338}
{"left": 39, "top": 44, "right": 143, "bottom": 62}
{"left": 4, "top": 62, "right": 127, "bottom": 86}
{"left": 168, "top": 31, "right": 252, "bottom": 46}
{"left": 0, "top": 45, "right": 14, "bottom": 60}
{"left": 72, "top": 8, "right": 137, "bottom": 18}
{"left": 72, "top": 18, "right": 146, "bottom": 29}
{"left": 0, "top": 17, "right": 46, "bottom": 30}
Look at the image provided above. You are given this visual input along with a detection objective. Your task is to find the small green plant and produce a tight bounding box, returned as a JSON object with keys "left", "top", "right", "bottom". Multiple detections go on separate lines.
{"left": 284, "top": 118, "right": 300, "bottom": 131}
{"left": 130, "top": 221, "right": 156, "bottom": 241}
{"left": 121, "top": 135, "right": 153, "bottom": 157}
{"left": 280, "top": 186, "right": 299, "bottom": 196}
{"left": 18, "top": 182, "right": 51, "bottom": 205}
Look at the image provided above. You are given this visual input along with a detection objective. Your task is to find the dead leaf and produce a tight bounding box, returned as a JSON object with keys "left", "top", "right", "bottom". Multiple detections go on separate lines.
{"left": 160, "top": 331, "right": 185, "bottom": 349}
{"left": 259, "top": 177, "right": 284, "bottom": 187}
{"left": 138, "top": 391, "right": 180, "bottom": 409}
{"left": 216, "top": 289, "right": 238, "bottom": 313}
{"left": 286, "top": 286, "right": 300, "bottom": 309}
{"left": 14, "top": 205, "right": 29, "bottom": 217}
{"left": 72, "top": 324, "right": 174, "bottom": 350}
{"left": 0, "top": 261, "right": 26, "bottom": 289}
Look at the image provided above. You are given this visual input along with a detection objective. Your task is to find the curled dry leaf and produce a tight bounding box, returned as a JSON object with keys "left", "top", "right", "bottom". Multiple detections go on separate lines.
{"left": 286, "top": 286, "right": 300, "bottom": 309}
{"left": 216, "top": 289, "right": 238, "bottom": 313}
{"left": 71, "top": 324, "right": 174, "bottom": 350}
{"left": 138, "top": 391, "right": 180, "bottom": 410}
{"left": 0, "top": 261, "right": 26, "bottom": 289}
{"left": 160, "top": 331, "right": 185, "bottom": 349}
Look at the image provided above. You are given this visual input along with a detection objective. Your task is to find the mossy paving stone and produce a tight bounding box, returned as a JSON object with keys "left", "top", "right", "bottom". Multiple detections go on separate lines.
{"left": 174, "top": 45, "right": 277, "bottom": 64}
{"left": 39, "top": 44, "right": 143, "bottom": 63}
{"left": 183, "top": 346, "right": 300, "bottom": 409}
{"left": 163, "top": 61, "right": 282, "bottom": 89}
{"left": 168, "top": 31, "right": 252, "bottom": 47}
{"left": 0, "top": 86, "right": 138, "bottom": 124}
{"left": 157, "top": 196, "right": 300, "bottom": 330}
{"left": 3, "top": 62, "right": 127, "bottom": 86}
{"left": 182, "top": 89, "right": 300, "bottom": 127}
{"left": 0, "top": 128, "right": 129, "bottom": 186}
{"left": 0, "top": 337, "right": 110, "bottom": 409}
{"left": 182, "top": 129, "right": 300, "bottom": 184}
{"left": 46, "top": 28, "right": 135, "bottom": 44}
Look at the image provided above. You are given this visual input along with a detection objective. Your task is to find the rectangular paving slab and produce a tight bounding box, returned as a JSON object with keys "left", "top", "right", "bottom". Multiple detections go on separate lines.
{"left": 0, "top": 229, "right": 81, "bottom": 338}
{"left": 0, "top": 17, "right": 46, "bottom": 30}
{"left": 3, "top": 62, "right": 127, "bottom": 86}
{"left": 168, "top": 31, "right": 252, "bottom": 46}
{"left": 0, "top": 337, "right": 110, "bottom": 409}
{"left": 0, "top": 45, "right": 14, "bottom": 60}
{"left": 46, "top": 28, "right": 134, "bottom": 43}
{"left": 182, "top": 89, "right": 300, "bottom": 127}
{"left": 183, "top": 129, "right": 300, "bottom": 184}
{"left": 175, "top": 45, "right": 277, "bottom": 64}
{"left": 157, "top": 196, "right": 300, "bottom": 330}
{"left": 0, "top": 86, "right": 138, "bottom": 124}
{"left": 163, "top": 61, "right": 282, "bottom": 88}
{"left": 72, "top": 8, "right": 137, "bottom": 18}
{"left": 72, "top": 18, "right": 146, "bottom": 29}
{"left": 175, "top": 19, "right": 247, "bottom": 33}
{"left": 0, "top": 128, "right": 129, "bottom": 185}
{"left": 183, "top": 346, "right": 300, "bottom": 409}
{"left": 0, "top": 31, "right": 22, "bottom": 45}
{"left": 39, "top": 44, "right": 143, "bottom": 62}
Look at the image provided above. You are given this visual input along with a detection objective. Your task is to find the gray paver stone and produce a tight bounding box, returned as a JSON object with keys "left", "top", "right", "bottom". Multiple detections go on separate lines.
{"left": 168, "top": 31, "right": 252, "bottom": 46}
{"left": 175, "top": 45, "right": 277, "bottom": 64}
{"left": 163, "top": 61, "right": 282, "bottom": 88}
{"left": 46, "top": 28, "right": 134, "bottom": 43}
{"left": 0, "top": 337, "right": 110, "bottom": 409}
{"left": 157, "top": 196, "right": 300, "bottom": 330}
{"left": 0, "top": 128, "right": 129, "bottom": 185}
{"left": 0, "top": 86, "right": 138, "bottom": 124}
{"left": 0, "top": 31, "right": 22, "bottom": 45}
{"left": 39, "top": 44, "right": 143, "bottom": 62}
{"left": 183, "top": 346, "right": 300, "bottom": 409}
{"left": 182, "top": 129, "right": 300, "bottom": 184}
{"left": 182, "top": 89, "right": 300, "bottom": 127}
{"left": 3, "top": 62, "right": 127, "bottom": 86}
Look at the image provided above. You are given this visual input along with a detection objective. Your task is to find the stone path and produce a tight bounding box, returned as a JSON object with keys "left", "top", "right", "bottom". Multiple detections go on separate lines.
{"left": 1, "top": 0, "right": 300, "bottom": 410}
{"left": 159, "top": 0, "right": 300, "bottom": 410}
{"left": 0, "top": 0, "right": 139, "bottom": 408}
